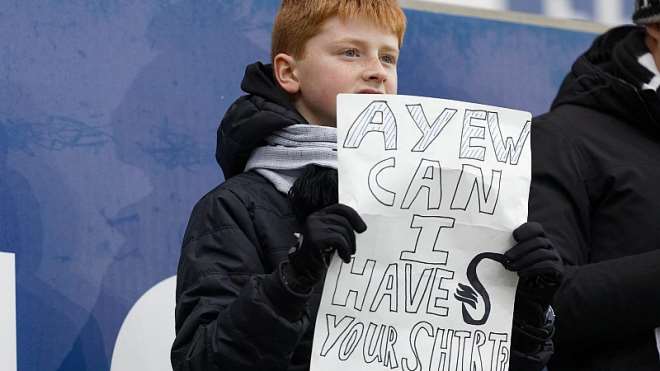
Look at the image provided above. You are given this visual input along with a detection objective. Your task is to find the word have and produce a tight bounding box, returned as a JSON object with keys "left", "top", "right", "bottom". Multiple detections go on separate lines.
{"left": 331, "top": 259, "right": 455, "bottom": 317}
{"left": 320, "top": 314, "right": 510, "bottom": 371}
{"left": 343, "top": 100, "right": 531, "bottom": 165}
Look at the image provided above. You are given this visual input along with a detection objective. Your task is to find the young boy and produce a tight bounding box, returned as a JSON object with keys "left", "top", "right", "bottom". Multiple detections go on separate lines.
{"left": 171, "top": 1, "right": 562, "bottom": 370}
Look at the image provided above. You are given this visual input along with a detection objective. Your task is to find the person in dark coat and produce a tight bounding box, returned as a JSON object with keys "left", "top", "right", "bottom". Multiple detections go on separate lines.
{"left": 529, "top": 1, "right": 660, "bottom": 370}
{"left": 171, "top": 1, "right": 563, "bottom": 370}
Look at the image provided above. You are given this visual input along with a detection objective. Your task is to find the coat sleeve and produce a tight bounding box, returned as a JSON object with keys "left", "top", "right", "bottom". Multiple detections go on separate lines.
{"left": 528, "top": 119, "right": 660, "bottom": 350}
{"left": 171, "top": 188, "right": 311, "bottom": 371}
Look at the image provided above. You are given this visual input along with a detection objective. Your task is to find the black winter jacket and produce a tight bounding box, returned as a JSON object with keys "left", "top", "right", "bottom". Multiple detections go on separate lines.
{"left": 529, "top": 26, "right": 660, "bottom": 371}
{"left": 171, "top": 63, "right": 320, "bottom": 371}
{"left": 172, "top": 62, "right": 555, "bottom": 371}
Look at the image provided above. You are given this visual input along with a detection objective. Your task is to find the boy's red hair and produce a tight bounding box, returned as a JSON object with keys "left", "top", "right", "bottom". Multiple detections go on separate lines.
{"left": 271, "top": 0, "right": 407, "bottom": 61}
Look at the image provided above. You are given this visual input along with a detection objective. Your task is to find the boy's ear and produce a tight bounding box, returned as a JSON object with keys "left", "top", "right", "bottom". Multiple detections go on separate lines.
{"left": 273, "top": 53, "right": 300, "bottom": 95}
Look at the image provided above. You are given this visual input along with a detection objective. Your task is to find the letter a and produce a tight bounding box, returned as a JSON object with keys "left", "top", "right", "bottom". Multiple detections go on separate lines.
{"left": 343, "top": 101, "right": 397, "bottom": 150}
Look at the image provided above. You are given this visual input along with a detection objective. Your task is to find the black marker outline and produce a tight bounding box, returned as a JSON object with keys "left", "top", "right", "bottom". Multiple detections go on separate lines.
{"left": 486, "top": 112, "right": 530, "bottom": 165}
{"left": 406, "top": 104, "right": 457, "bottom": 152}
{"left": 401, "top": 158, "right": 442, "bottom": 210}
{"left": 369, "top": 263, "right": 399, "bottom": 313}
{"left": 400, "top": 215, "right": 455, "bottom": 265}
{"left": 368, "top": 157, "right": 396, "bottom": 206}
{"left": 459, "top": 109, "right": 488, "bottom": 161}
{"left": 343, "top": 100, "right": 398, "bottom": 150}
{"left": 331, "top": 258, "right": 377, "bottom": 311}
{"left": 450, "top": 164, "right": 502, "bottom": 215}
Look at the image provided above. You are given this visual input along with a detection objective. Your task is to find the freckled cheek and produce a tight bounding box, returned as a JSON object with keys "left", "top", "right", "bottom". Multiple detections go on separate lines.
{"left": 321, "top": 79, "right": 347, "bottom": 98}
{"left": 307, "top": 85, "right": 338, "bottom": 113}
{"left": 387, "top": 74, "right": 398, "bottom": 94}
{"left": 337, "top": 75, "right": 359, "bottom": 95}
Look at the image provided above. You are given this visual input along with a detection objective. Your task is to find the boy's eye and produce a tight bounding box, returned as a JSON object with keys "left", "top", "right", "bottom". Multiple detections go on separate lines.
{"left": 343, "top": 48, "right": 359, "bottom": 57}
{"left": 380, "top": 54, "right": 397, "bottom": 65}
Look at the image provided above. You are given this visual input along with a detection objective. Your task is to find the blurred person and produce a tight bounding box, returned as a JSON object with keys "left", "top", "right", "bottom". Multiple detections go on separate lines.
{"left": 529, "top": 1, "right": 660, "bottom": 370}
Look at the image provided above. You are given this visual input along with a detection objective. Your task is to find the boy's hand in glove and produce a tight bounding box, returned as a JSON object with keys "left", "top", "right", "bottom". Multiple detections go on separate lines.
{"left": 505, "top": 222, "right": 564, "bottom": 308}
{"left": 505, "top": 222, "right": 563, "bottom": 361}
{"left": 284, "top": 203, "right": 367, "bottom": 293}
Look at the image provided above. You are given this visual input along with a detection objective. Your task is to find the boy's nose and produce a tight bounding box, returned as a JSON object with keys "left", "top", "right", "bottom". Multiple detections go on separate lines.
{"left": 362, "top": 57, "right": 388, "bottom": 83}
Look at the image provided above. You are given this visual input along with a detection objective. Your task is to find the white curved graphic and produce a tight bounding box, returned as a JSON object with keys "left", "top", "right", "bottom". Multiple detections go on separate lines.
{"left": 111, "top": 275, "right": 177, "bottom": 371}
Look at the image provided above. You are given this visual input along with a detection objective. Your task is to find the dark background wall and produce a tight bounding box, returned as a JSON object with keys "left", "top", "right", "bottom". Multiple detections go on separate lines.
{"left": 0, "top": 1, "right": 599, "bottom": 370}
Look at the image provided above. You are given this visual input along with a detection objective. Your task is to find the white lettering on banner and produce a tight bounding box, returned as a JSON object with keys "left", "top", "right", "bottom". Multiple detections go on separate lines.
{"left": 311, "top": 94, "right": 531, "bottom": 371}
{"left": 0, "top": 252, "right": 17, "bottom": 371}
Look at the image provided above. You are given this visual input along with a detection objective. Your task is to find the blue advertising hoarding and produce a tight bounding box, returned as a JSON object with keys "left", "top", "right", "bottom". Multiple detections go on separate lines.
{"left": 0, "top": 1, "right": 600, "bottom": 370}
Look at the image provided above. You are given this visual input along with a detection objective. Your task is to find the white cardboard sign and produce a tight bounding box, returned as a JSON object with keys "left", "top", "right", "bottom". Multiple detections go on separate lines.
{"left": 311, "top": 94, "right": 532, "bottom": 371}
{"left": 0, "top": 252, "right": 17, "bottom": 371}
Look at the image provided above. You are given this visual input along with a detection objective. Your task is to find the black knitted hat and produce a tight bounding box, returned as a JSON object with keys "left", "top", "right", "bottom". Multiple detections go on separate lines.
{"left": 634, "top": 0, "right": 660, "bottom": 25}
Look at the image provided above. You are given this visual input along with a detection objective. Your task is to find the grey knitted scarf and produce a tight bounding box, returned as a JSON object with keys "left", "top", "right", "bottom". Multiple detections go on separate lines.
{"left": 244, "top": 124, "right": 337, "bottom": 194}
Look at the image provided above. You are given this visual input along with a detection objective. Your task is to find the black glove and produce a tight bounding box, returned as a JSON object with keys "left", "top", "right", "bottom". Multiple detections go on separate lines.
{"left": 505, "top": 222, "right": 564, "bottom": 308}
{"left": 506, "top": 222, "right": 562, "bottom": 361}
{"left": 284, "top": 203, "right": 367, "bottom": 293}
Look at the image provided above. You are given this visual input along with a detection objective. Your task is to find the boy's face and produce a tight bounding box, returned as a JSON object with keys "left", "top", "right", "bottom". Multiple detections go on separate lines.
{"left": 278, "top": 16, "right": 399, "bottom": 126}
